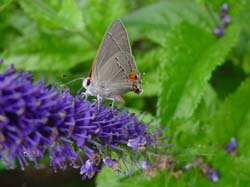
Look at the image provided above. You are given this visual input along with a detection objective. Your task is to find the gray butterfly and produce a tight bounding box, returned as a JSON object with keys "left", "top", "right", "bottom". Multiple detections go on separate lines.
{"left": 82, "top": 19, "right": 142, "bottom": 108}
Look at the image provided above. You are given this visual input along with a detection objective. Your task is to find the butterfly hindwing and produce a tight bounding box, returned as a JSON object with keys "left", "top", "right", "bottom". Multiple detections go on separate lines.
{"left": 97, "top": 51, "right": 141, "bottom": 95}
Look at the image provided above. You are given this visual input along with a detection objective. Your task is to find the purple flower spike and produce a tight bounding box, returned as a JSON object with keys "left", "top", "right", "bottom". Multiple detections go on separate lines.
{"left": 0, "top": 61, "right": 162, "bottom": 179}
{"left": 225, "top": 137, "right": 237, "bottom": 154}
{"left": 212, "top": 3, "right": 230, "bottom": 38}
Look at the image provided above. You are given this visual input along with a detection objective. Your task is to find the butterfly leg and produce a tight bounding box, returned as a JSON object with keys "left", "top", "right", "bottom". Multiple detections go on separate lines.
{"left": 81, "top": 92, "right": 88, "bottom": 100}
{"left": 111, "top": 98, "right": 115, "bottom": 110}
{"left": 97, "top": 95, "right": 103, "bottom": 110}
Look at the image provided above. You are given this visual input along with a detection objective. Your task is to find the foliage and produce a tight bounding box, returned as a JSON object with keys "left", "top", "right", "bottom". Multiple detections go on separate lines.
{"left": 0, "top": 0, "right": 250, "bottom": 186}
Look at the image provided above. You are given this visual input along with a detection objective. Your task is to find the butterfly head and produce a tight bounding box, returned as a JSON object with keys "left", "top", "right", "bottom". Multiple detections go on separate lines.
{"left": 82, "top": 77, "right": 92, "bottom": 89}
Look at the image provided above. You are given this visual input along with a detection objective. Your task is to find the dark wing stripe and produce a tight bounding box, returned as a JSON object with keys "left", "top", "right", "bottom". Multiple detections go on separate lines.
{"left": 107, "top": 32, "right": 122, "bottom": 51}
{"left": 110, "top": 57, "right": 129, "bottom": 81}
{"left": 91, "top": 20, "right": 131, "bottom": 82}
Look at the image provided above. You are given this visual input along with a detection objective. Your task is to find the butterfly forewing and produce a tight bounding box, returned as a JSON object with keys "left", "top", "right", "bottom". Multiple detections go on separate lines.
{"left": 91, "top": 20, "right": 132, "bottom": 82}
{"left": 100, "top": 51, "right": 139, "bottom": 81}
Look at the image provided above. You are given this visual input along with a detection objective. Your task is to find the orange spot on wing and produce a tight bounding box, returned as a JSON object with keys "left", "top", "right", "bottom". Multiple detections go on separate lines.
{"left": 129, "top": 71, "right": 137, "bottom": 82}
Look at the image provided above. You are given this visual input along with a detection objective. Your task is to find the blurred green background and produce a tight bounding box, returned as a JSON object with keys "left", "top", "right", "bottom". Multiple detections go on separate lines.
{"left": 0, "top": 0, "right": 250, "bottom": 186}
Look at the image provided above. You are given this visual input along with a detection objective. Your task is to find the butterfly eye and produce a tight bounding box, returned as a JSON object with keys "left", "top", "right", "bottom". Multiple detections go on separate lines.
{"left": 87, "top": 78, "right": 91, "bottom": 86}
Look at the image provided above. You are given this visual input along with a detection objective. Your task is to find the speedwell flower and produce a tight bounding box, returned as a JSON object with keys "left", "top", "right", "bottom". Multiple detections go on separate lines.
{"left": 0, "top": 60, "right": 160, "bottom": 179}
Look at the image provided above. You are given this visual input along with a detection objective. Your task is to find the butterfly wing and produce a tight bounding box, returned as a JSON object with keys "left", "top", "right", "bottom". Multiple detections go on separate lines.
{"left": 98, "top": 51, "right": 141, "bottom": 96}
{"left": 91, "top": 19, "right": 132, "bottom": 82}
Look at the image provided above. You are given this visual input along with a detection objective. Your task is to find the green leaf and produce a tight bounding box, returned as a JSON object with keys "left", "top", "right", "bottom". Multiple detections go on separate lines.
{"left": 97, "top": 167, "right": 218, "bottom": 187}
{"left": 0, "top": 9, "right": 24, "bottom": 52}
{"left": 83, "top": 0, "right": 128, "bottom": 47}
{"left": 96, "top": 167, "right": 120, "bottom": 187}
{"left": 234, "top": 0, "right": 250, "bottom": 34}
{"left": 58, "top": 0, "right": 84, "bottom": 30}
{"left": 167, "top": 84, "right": 220, "bottom": 161}
{"left": 211, "top": 149, "right": 250, "bottom": 186}
{"left": 2, "top": 31, "right": 94, "bottom": 71}
{"left": 210, "top": 78, "right": 250, "bottom": 145}
{"left": 194, "top": 84, "right": 220, "bottom": 123}
{"left": 158, "top": 23, "right": 240, "bottom": 125}
{"left": 232, "top": 32, "right": 250, "bottom": 74}
{"left": 222, "top": 0, "right": 250, "bottom": 76}
{"left": 19, "top": 0, "right": 84, "bottom": 32}
{"left": 136, "top": 49, "right": 162, "bottom": 97}
{"left": 210, "top": 61, "right": 247, "bottom": 99}
{"left": 0, "top": 0, "right": 12, "bottom": 12}
{"left": 123, "top": 1, "right": 213, "bottom": 45}
{"left": 140, "top": 71, "right": 159, "bottom": 97}
{"left": 96, "top": 167, "right": 159, "bottom": 187}
{"left": 2, "top": 9, "right": 35, "bottom": 35}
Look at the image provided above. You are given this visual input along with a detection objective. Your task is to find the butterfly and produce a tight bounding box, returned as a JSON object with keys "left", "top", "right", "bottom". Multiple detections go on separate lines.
{"left": 82, "top": 19, "right": 142, "bottom": 108}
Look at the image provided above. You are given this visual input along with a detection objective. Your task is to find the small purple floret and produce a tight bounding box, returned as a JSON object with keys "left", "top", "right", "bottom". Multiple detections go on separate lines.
{"left": 103, "top": 157, "right": 120, "bottom": 171}
{"left": 213, "top": 27, "right": 224, "bottom": 37}
{"left": 221, "top": 15, "right": 230, "bottom": 26}
{"left": 220, "top": 3, "right": 228, "bottom": 14}
{"left": 80, "top": 159, "right": 97, "bottom": 179}
{"left": 225, "top": 137, "right": 237, "bottom": 153}
{"left": 127, "top": 136, "right": 147, "bottom": 149}
{"left": 207, "top": 167, "right": 219, "bottom": 182}
{"left": 141, "top": 160, "right": 151, "bottom": 170}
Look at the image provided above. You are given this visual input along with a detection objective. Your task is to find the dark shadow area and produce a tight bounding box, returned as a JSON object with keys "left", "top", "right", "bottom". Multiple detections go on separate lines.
{"left": 0, "top": 167, "right": 95, "bottom": 187}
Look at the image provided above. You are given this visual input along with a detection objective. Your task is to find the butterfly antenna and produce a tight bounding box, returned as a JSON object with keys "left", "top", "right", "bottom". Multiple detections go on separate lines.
{"left": 60, "top": 77, "right": 84, "bottom": 87}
